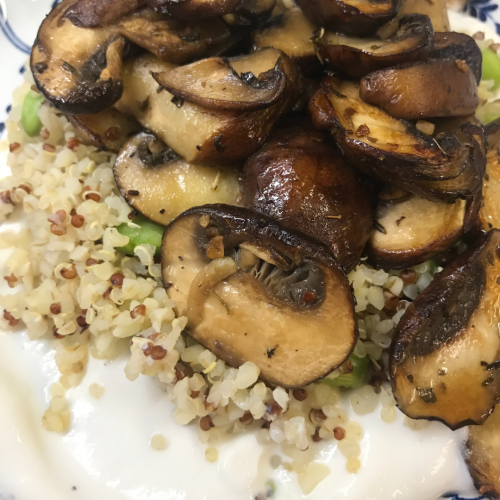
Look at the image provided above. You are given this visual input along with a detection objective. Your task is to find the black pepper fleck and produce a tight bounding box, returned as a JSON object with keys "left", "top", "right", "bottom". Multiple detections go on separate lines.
{"left": 267, "top": 346, "right": 277, "bottom": 358}
{"left": 127, "top": 190, "right": 139, "bottom": 196}
{"left": 159, "top": 208, "right": 165, "bottom": 214}
{"left": 417, "top": 387, "right": 437, "bottom": 403}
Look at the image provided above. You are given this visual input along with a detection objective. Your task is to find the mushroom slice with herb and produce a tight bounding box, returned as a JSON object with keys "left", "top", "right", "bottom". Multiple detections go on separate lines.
{"left": 118, "top": 9, "right": 232, "bottom": 65}
{"left": 390, "top": 229, "right": 500, "bottom": 429}
{"left": 31, "top": 0, "right": 126, "bottom": 114}
{"left": 62, "top": 0, "right": 144, "bottom": 28}
{"left": 314, "top": 14, "right": 433, "bottom": 79}
{"left": 467, "top": 408, "right": 500, "bottom": 499}
{"left": 251, "top": 8, "right": 320, "bottom": 74}
{"left": 431, "top": 32, "right": 482, "bottom": 84}
{"left": 67, "top": 108, "right": 141, "bottom": 153}
{"left": 115, "top": 50, "right": 301, "bottom": 165}
{"left": 399, "top": 0, "right": 449, "bottom": 32}
{"left": 162, "top": 205, "right": 357, "bottom": 388}
{"left": 309, "top": 76, "right": 476, "bottom": 196}
{"left": 114, "top": 132, "right": 242, "bottom": 225}
{"left": 366, "top": 189, "right": 466, "bottom": 270}
{"left": 360, "top": 59, "right": 479, "bottom": 120}
{"left": 295, "top": 0, "right": 399, "bottom": 36}
{"left": 242, "top": 123, "right": 373, "bottom": 272}
{"left": 144, "top": 0, "right": 245, "bottom": 19}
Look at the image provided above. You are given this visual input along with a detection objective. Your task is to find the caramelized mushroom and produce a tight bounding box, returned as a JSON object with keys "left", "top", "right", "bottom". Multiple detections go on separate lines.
{"left": 67, "top": 108, "right": 141, "bottom": 152}
{"left": 115, "top": 49, "right": 301, "bottom": 164}
{"left": 114, "top": 133, "right": 242, "bottom": 225}
{"left": 309, "top": 76, "right": 485, "bottom": 205}
{"left": 467, "top": 408, "right": 500, "bottom": 499}
{"left": 390, "top": 230, "right": 500, "bottom": 429}
{"left": 144, "top": 0, "right": 245, "bottom": 19}
{"left": 162, "top": 205, "right": 358, "bottom": 388}
{"left": 295, "top": 0, "right": 400, "bottom": 36}
{"left": 251, "top": 8, "right": 320, "bottom": 74}
{"left": 62, "top": 0, "right": 144, "bottom": 27}
{"left": 366, "top": 191, "right": 466, "bottom": 269}
{"left": 315, "top": 14, "right": 433, "bottom": 78}
{"left": 31, "top": 0, "right": 125, "bottom": 114}
{"left": 399, "top": 0, "right": 449, "bottom": 32}
{"left": 360, "top": 59, "right": 479, "bottom": 119}
{"left": 243, "top": 124, "right": 373, "bottom": 272}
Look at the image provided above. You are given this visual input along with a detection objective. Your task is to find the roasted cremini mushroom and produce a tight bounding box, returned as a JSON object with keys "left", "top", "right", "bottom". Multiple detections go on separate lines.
{"left": 115, "top": 49, "right": 301, "bottom": 165}
{"left": 31, "top": 0, "right": 126, "bottom": 114}
{"left": 67, "top": 108, "right": 141, "bottom": 152}
{"left": 467, "top": 408, "right": 500, "bottom": 499}
{"left": 390, "top": 229, "right": 500, "bottom": 429}
{"left": 360, "top": 59, "right": 479, "bottom": 119}
{"left": 63, "top": 0, "right": 144, "bottom": 27}
{"left": 295, "top": 0, "right": 400, "bottom": 36}
{"left": 243, "top": 123, "right": 373, "bottom": 272}
{"left": 145, "top": 0, "right": 245, "bottom": 19}
{"left": 223, "top": 0, "right": 277, "bottom": 25}
{"left": 162, "top": 205, "right": 358, "bottom": 388}
{"left": 114, "top": 133, "right": 242, "bottom": 225}
{"left": 399, "top": 0, "right": 449, "bottom": 32}
{"left": 315, "top": 14, "right": 434, "bottom": 78}
{"left": 431, "top": 32, "right": 482, "bottom": 84}
{"left": 366, "top": 189, "right": 466, "bottom": 269}
{"left": 251, "top": 8, "right": 320, "bottom": 74}
{"left": 309, "top": 76, "right": 485, "bottom": 207}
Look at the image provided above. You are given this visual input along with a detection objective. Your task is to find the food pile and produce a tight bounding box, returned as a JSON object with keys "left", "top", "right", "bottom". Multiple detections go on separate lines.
{"left": 1, "top": 0, "right": 500, "bottom": 495}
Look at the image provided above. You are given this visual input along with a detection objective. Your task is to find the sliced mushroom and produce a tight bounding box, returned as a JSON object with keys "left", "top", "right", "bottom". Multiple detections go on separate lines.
{"left": 66, "top": 108, "right": 141, "bottom": 152}
{"left": 399, "top": 0, "right": 449, "bottom": 32}
{"left": 31, "top": 0, "right": 125, "bottom": 114}
{"left": 366, "top": 191, "right": 466, "bottom": 269}
{"left": 115, "top": 50, "right": 301, "bottom": 164}
{"left": 224, "top": 0, "right": 277, "bottom": 25}
{"left": 467, "top": 408, "right": 500, "bottom": 499}
{"left": 431, "top": 32, "right": 482, "bottom": 84}
{"left": 114, "top": 133, "right": 242, "bottom": 225}
{"left": 390, "top": 229, "right": 500, "bottom": 429}
{"left": 251, "top": 8, "right": 320, "bottom": 74}
{"left": 162, "top": 205, "right": 357, "bottom": 388}
{"left": 295, "top": 0, "right": 399, "bottom": 36}
{"left": 360, "top": 59, "right": 479, "bottom": 120}
{"left": 144, "top": 0, "right": 245, "bottom": 19}
{"left": 315, "top": 14, "right": 433, "bottom": 78}
{"left": 62, "top": 0, "right": 144, "bottom": 27}
{"left": 242, "top": 124, "right": 373, "bottom": 272}
{"left": 118, "top": 9, "right": 232, "bottom": 64}
{"left": 309, "top": 76, "right": 483, "bottom": 201}
{"left": 152, "top": 54, "right": 286, "bottom": 111}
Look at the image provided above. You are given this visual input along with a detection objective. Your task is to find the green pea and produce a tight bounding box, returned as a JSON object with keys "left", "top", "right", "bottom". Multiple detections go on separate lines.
{"left": 117, "top": 215, "right": 165, "bottom": 257}
{"left": 482, "top": 48, "right": 500, "bottom": 91}
{"left": 321, "top": 354, "right": 370, "bottom": 389}
{"left": 21, "top": 90, "right": 44, "bottom": 137}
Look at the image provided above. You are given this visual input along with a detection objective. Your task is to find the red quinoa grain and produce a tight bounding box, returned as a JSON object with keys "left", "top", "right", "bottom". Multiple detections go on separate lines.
{"left": 400, "top": 269, "right": 417, "bottom": 284}
{"left": 43, "top": 144, "right": 56, "bottom": 153}
{"left": 110, "top": 273, "right": 125, "bottom": 287}
{"left": 60, "top": 264, "right": 77, "bottom": 279}
{"left": 200, "top": 415, "right": 214, "bottom": 431}
{"left": 292, "top": 388, "right": 308, "bottom": 401}
{"left": 150, "top": 345, "right": 167, "bottom": 360}
{"left": 334, "top": 426, "right": 346, "bottom": 440}
{"left": 71, "top": 214, "right": 85, "bottom": 228}
{"left": 50, "top": 303, "right": 62, "bottom": 315}
{"left": 130, "top": 304, "right": 146, "bottom": 319}
{"left": 9, "top": 142, "right": 21, "bottom": 153}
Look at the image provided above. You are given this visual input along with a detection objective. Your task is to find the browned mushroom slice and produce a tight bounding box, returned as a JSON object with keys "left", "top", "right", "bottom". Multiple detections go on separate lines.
{"left": 66, "top": 108, "right": 141, "bottom": 152}
{"left": 31, "top": 0, "right": 125, "bottom": 114}
{"left": 360, "top": 59, "right": 478, "bottom": 120}
{"left": 152, "top": 54, "right": 286, "bottom": 111}
{"left": 145, "top": 0, "right": 245, "bottom": 19}
{"left": 309, "top": 77, "right": 470, "bottom": 190}
{"left": 315, "top": 14, "right": 433, "bottom": 78}
{"left": 118, "top": 10, "right": 231, "bottom": 64}
{"left": 114, "top": 133, "right": 242, "bottom": 225}
{"left": 467, "top": 408, "right": 500, "bottom": 499}
{"left": 366, "top": 191, "right": 466, "bottom": 269}
{"left": 63, "top": 0, "right": 144, "bottom": 27}
{"left": 162, "top": 205, "right": 357, "bottom": 388}
{"left": 295, "top": 0, "right": 399, "bottom": 36}
{"left": 431, "top": 32, "right": 482, "bottom": 84}
{"left": 224, "top": 0, "right": 277, "bottom": 25}
{"left": 251, "top": 8, "right": 320, "bottom": 74}
{"left": 479, "top": 120, "right": 500, "bottom": 231}
{"left": 399, "top": 0, "right": 449, "bottom": 32}
{"left": 390, "top": 229, "right": 500, "bottom": 429}
{"left": 242, "top": 124, "right": 373, "bottom": 272}
{"left": 115, "top": 49, "right": 301, "bottom": 164}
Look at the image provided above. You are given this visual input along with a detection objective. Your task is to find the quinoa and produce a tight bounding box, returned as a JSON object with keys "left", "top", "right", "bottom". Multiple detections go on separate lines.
{"left": 0, "top": 67, "right": 437, "bottom": 488}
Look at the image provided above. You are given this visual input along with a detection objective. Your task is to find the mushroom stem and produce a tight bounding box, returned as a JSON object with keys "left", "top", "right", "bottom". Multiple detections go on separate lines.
{"left": 187, "top": 257, "right": 238, "bottom": 325}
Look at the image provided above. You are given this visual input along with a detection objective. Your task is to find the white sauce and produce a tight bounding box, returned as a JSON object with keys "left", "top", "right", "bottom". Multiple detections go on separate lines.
{"left": 0, "top": 11, "right": 495, "bottom": 500}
